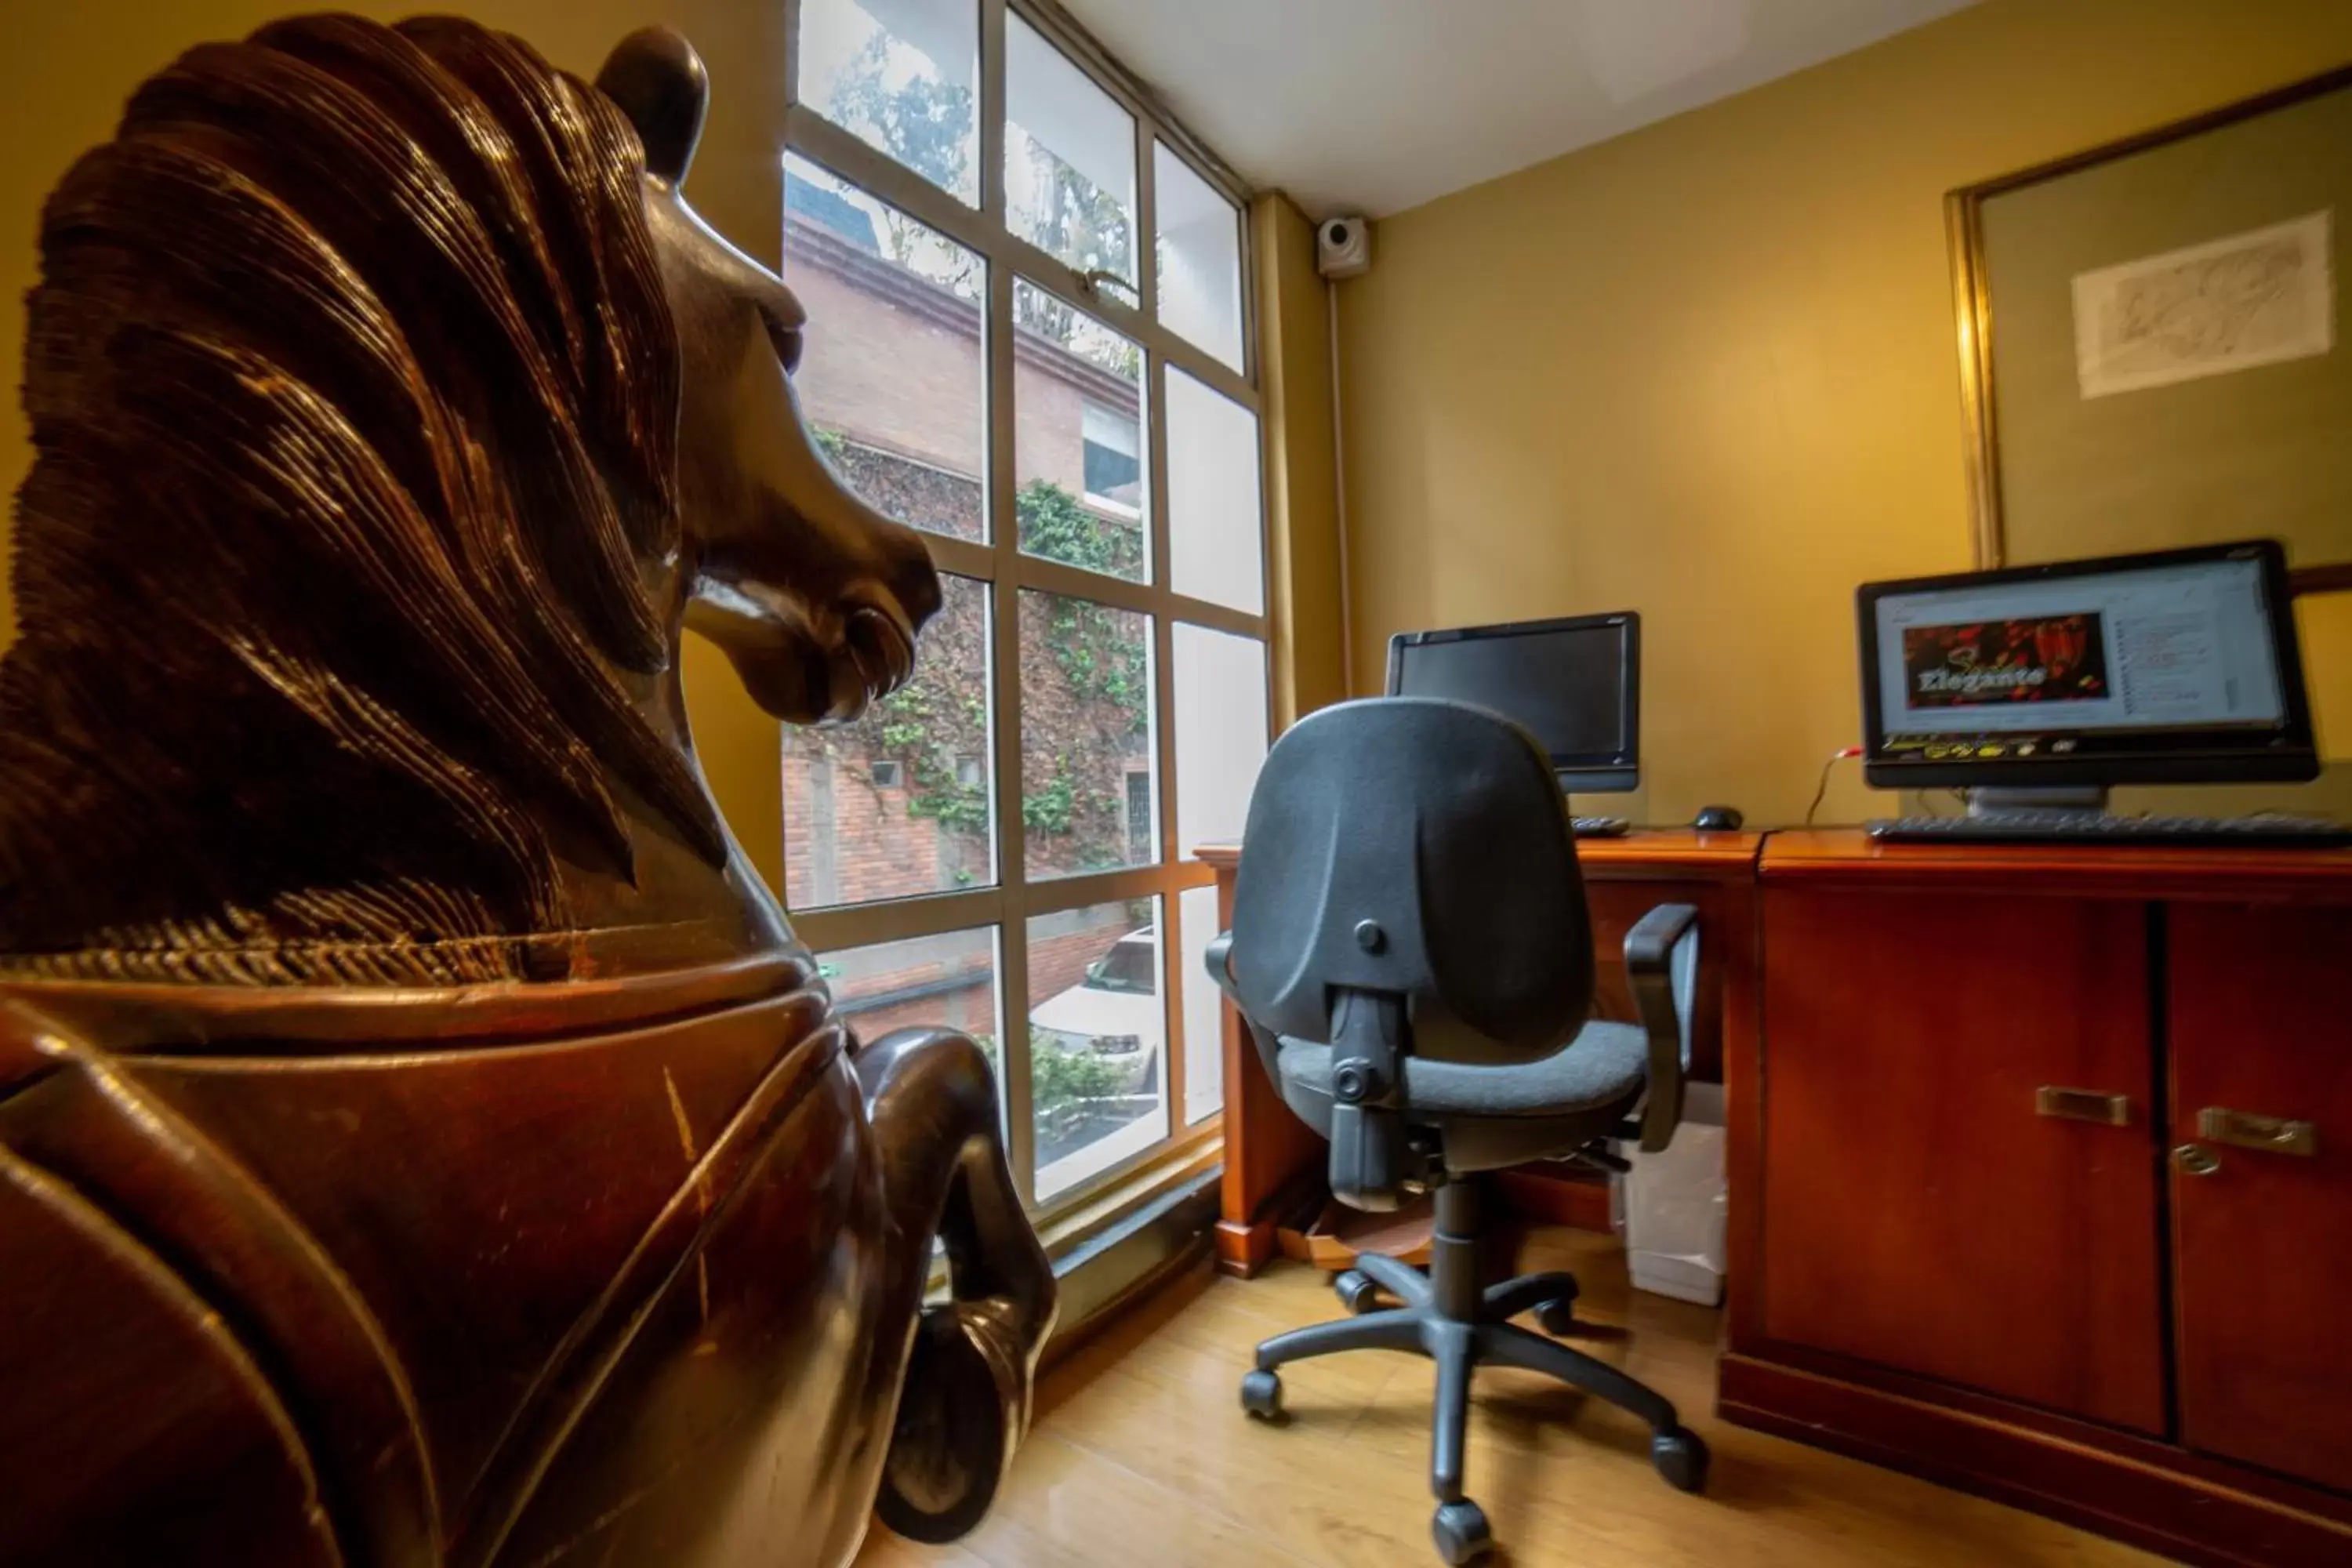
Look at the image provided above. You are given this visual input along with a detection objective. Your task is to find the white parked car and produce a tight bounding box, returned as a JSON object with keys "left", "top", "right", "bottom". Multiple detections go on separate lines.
{"left": 1028, "top": 927, "right": 1162, "bottom": 1098}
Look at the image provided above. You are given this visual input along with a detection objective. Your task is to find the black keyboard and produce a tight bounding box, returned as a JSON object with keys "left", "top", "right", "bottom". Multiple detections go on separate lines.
{"left": 1868, "top": 812, "right": 2352, "bottom": 848}
{"left": 1571, "top": 817, "right": 1631, "bottom": 838}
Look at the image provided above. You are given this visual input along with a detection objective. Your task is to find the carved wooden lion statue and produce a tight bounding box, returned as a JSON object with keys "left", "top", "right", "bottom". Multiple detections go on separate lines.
{"left": 0, "top": 16, "right": 1053, "bottom": 1567}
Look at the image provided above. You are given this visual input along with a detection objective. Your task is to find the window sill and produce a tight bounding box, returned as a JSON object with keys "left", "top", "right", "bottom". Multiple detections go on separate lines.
{"left": 1036, "top": 1118, "right": 1221, "bottom": 1258}
{"left": 1036, "top": 1113, "right": 1168, "bottom": 1205}
{"left": 927, "top": 1123, "right": 1222, "bottom": 1326}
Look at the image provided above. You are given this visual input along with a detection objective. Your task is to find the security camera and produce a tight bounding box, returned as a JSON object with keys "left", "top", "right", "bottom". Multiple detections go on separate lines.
{"left": 1316, "top": 216, "right": 1371, "bottom": 279}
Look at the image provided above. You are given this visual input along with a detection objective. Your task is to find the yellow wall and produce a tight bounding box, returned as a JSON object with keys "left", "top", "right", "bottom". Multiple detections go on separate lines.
{"left": 0, "top": 0, "right": 793, "bottom": 890}
{"left": 1251, "top": 192, "right": 1347, "bottom": 726}
{"left": 1339, "top": 0, "right": 2352, "bottom": 826}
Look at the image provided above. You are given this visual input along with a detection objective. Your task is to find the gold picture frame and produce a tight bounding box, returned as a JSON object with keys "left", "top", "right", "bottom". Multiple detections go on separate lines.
{"left": 1947, "top": 64, "right": 2352, "bottom": 595}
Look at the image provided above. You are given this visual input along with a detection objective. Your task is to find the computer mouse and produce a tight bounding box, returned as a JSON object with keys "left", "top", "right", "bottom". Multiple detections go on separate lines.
{"left": 1693, "top": 804, "right": 1744, "bottom": 833}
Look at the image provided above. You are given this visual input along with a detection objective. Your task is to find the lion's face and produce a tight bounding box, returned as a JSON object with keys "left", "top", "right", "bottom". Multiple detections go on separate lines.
{"left": 600, "top": 31, "right": 942, "bottom": 728}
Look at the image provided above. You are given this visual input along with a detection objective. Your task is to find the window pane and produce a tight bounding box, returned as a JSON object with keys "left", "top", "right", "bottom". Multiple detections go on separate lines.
{"left": 1177, "top": 884, "right": 1223, "bottom": 1125}
{"left": 1027, "top": 898, "right": 1166, "bottom": 1200}
{"left": 1018, "top": 590, "right": 1156, "bottom": 880}
{"left": 819, "top": 927, "right": 1004, "bottom": 1127}
{"left": 1171, "top": 623, "right": 1268, "bottom": 859}
{"left": 1013, "top": 279, "right": 1146, "bottom": 583}
{"left": 786, "top": 574, "right": 995, "bottom": 909}
{"left": 1155, "top": 143, "right": 1243, "bottom": 371}
{"left": 1005, "top": 14, "right": 1135, "bottom": 285}
{"left": 794, "top": 0, "right": 978, "bottom": 206}
{"left": 821, "top": 925, "right": 1000, "bottom": 1040}
{"left": 1165, "top": 368, "right": 1264, "bottom": 614}
{"left": 784, "top": 155, "right": 987, "bottom": 544}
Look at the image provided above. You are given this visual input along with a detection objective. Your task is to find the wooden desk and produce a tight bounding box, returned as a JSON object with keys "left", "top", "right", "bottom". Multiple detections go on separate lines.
{"left": 1722, "top": 830, "right": 2352, "bottom": 1567}
{"left": 1198, "top": 831, "right": 1762, "bottom": 1277}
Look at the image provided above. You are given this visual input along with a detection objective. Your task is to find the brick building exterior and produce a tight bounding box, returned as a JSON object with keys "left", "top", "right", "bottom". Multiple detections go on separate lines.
{"left": 780, "top": 196, "right": 1156, "bottom": 1058}
{"left": 822, "top": 906, "right": 1145, "bottom": 1047}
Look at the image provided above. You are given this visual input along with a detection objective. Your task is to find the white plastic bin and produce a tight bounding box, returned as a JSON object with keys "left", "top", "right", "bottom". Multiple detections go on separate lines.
{"left": 1611, "top": 1081, "right": 1727, "bottom": 1306}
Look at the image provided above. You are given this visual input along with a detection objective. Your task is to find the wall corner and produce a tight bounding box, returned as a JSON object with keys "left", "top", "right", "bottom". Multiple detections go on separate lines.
{"left": 1250, "top": 191, "right": 1346, "bottom": 730}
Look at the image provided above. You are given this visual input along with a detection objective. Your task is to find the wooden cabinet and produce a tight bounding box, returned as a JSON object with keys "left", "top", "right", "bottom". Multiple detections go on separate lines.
{"left": 1758, "top": 887, "right": 2163, "bottom": 1432}
{"left": 2170, "top": 903, "right": 2352, "bottom": 1494}
{"left": 1725, "top": 833, "right": 2352, "bottom": 1568}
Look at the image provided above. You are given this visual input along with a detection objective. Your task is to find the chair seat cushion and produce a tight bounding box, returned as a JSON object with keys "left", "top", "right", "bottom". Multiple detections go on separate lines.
{"left": 1277, "top": 1019, "right": 1647, "bottom": 1122}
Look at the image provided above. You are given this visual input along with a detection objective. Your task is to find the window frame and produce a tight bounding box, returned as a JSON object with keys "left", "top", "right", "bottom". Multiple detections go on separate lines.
{"left": 781, "top": 0, "right": 1272, "bottom": 1216}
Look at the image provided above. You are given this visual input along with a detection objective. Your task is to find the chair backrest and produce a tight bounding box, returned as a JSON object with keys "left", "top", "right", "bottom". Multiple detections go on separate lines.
{"left": 1229, "top": 698, "right": 1595, "bottom": 1057}
{"left": 1226, "top": 699, "right": 1597, "bottom": 1206}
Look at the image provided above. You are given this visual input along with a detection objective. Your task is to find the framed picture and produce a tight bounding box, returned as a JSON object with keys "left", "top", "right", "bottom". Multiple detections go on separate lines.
{"left": 1947, "top": 66, "right": 2352, "bottom": 596}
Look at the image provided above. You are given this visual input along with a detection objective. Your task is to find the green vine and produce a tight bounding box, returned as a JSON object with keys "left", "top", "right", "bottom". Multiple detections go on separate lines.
{"left": 894, "top": 483, "right": 1144, "bottom": 841}
{"left": 812, "top": 475, "right": 1148, "bottom": 869}
{"left": 1019, "top": 481, "right": 1147, "bottom": 742}
{"left": 877, "top": 683, "right": 990, "bottom": 834}
{"left": 1022, "top": 758, "right": 1076, "bottom": 834}
{"left": 1016, "top": 478, "right": 1142, "bottom": 583}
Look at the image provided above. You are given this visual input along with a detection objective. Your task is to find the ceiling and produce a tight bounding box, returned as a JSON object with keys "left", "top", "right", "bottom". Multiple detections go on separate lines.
{"left": 1060, "top": 0, "right": 1980, "bottom": 219}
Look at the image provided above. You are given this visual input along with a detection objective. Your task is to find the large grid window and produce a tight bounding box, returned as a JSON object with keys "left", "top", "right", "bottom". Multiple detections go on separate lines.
{"left": 785, "top": 0, "right": 1268, "bottom": 1215}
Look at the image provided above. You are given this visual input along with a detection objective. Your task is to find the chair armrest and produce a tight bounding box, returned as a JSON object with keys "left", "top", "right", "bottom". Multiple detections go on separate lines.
{"left": 1203, "top": 931, "right": 1242, "bottom": 1003}
{"left": 1203, "top": 931, "right": 1287, "bottom": 1101}
{"left": 1624, "top": 902, "right": 1700, "bottom": 1152}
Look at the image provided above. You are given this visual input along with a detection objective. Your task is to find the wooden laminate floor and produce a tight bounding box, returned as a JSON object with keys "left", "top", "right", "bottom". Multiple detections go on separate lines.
{"left": 858, "top": 1227, "right": 2166, "bottom": 1568}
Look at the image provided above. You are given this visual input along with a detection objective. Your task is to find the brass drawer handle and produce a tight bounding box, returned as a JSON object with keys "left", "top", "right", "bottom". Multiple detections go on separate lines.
{"left": 2175, "top": 1143, "right": 2221, "bottom": 1177}
{"left": 2198, "top": 1107, "right": 2318, "bottom": 1157}
{"left": 2036, "top": 1086, "right": 2131, "bottom": 1126}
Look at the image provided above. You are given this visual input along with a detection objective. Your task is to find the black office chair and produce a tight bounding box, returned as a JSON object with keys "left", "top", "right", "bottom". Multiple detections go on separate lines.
{"left": 1206, "top": 698, "right": 1708, "bottom": 1566}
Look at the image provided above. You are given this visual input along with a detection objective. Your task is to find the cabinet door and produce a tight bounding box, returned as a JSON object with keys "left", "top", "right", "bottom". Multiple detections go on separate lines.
{"left": 1759, "top": 887, "right": 2165, "bottom": 1432}
{"left": 2170, "top": 902, "right": 2352, "bottom": 1492}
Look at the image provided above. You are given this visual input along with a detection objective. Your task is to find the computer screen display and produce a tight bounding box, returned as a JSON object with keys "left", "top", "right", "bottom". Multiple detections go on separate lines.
{"left": 1857, "top": 541, "right": 2316, "bottom": 788}
{"left": 1387, "top": 613, "right": 1639, "bottom": 790}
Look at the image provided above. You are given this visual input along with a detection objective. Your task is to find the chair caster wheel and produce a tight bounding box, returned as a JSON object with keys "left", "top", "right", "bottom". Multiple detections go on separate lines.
{"left": 1430, "top": 1499, "right": 1493, "bottom": 1565}
{"left": 1334, "top": 1268, "right": 1381, "bottom": 1315}
{"left": 1535, "top": 1296, "right": 1578, "bottom": 1336}
{"left": 1652, "top": 1426, "right": 1710, "bottom": 1493}
{"left": 1240, "top": 1368, "right": 1283, "bottom": 1420}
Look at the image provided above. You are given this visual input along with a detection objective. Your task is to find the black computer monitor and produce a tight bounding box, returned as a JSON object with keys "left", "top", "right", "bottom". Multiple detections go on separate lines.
{"left": 1386, "top": 612, "right": 1640, "bottom": 793}
{"left": 1857, "top": 539, "right": 2318, "bottom": 795}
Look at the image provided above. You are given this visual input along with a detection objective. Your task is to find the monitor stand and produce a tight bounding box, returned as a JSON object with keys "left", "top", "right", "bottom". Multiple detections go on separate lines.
{"left": 1965, "top": 786, "right": 2109, "bottom": 822}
